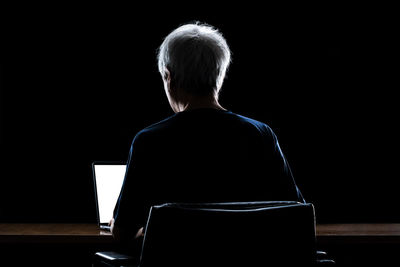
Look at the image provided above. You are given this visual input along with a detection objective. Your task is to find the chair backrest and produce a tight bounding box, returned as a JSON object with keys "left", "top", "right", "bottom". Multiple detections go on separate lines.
{"left": 139, "top": 201, "right": 316, "bottom": 267}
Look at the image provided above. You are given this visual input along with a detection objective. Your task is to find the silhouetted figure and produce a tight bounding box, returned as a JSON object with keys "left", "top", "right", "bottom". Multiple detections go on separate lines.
{"left": 110, "top": 22, "right": 304, "bottom": 255}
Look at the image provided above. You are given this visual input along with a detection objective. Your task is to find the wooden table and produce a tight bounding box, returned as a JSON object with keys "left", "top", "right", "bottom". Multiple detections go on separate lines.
{"left": 0, "top": 224, "right": 116, "bottom": 266}
{"left": 1, "top": 223, "right": 400, "bottom": 244}
{"left": 0, "top": 223, "right": 113, "bottom": 244}
{"left": 316, "top": 223, "right": 400, "bottom": 244}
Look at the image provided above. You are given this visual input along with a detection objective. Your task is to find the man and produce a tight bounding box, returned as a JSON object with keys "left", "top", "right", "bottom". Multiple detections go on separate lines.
{"left": 111, "top": 22, "right": 304, "bottom": 251}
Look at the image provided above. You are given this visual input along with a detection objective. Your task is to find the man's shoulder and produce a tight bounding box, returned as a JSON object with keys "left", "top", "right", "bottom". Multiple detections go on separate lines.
{"left": 142, "top": 114, "right": 177, "bottom": 132}
{"left": 133, "top": 110, "right": 276, "bottom": 142}
{"left": 229, "top": 112, "right": 275, "bottom": 136}
{"left": 132, "top": 114, "right": 178, "bottom": 141}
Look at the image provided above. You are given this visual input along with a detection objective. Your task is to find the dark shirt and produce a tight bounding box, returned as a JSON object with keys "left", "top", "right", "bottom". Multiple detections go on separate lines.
{"left": 114, "top": 109, "right": 304, "bottom": 237}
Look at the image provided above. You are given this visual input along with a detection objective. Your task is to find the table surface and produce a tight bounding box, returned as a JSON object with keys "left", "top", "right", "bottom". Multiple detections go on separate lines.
{"left": 0, "top": 223, "right": 113, "bottom": 244}
{"left": 317, "top": 223, "right": 400, "bottom": 236}
{"left": 1, "top": 223, "right": 400, "bottom": 244}
{"left": 317, "top": 223, "right": 400, "bottom": 244}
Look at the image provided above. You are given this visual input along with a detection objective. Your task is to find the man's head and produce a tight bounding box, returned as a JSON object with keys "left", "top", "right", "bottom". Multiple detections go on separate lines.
{"left": 157, "top": 22, "right": 231, "bottom": 112}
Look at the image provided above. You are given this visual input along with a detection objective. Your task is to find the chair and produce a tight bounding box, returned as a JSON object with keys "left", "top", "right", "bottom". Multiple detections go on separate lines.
{"left": 93, "top": 201, "right": 335, "bottom": 266}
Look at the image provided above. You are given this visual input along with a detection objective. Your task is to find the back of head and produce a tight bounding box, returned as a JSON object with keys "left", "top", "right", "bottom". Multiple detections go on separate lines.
{"left": 157, "top": 22, "right": 231, "bottom": 96}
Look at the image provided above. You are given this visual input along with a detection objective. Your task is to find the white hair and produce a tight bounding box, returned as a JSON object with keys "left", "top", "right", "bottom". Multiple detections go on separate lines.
{"left": 157, "top": 22, "right": 231, "bottom": 96}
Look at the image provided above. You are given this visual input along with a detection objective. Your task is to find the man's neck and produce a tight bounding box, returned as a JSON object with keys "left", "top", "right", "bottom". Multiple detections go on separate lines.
{"left": 177, "top": 95, "right": 226, "bottom": 112}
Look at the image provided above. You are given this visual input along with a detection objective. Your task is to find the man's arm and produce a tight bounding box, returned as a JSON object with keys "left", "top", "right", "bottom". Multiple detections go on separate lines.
{"left": 112, "top": 132, "right": 151, "bottom": 242}
{"left": 272, "top": 132, "right": 305, "bottom": 203}
{"left": 259, "top": 123, "right": 305, "bottom": 203}
{"left": 110, "top": 218, "right": 143, "bottom": 242}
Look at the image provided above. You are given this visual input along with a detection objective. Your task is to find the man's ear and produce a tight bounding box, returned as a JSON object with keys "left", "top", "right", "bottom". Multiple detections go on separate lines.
{"left": 164, "top": 68, "right": 175, "bottom": 94}
{"left": 164, "top": 68, "right": 171, "bottom": 83}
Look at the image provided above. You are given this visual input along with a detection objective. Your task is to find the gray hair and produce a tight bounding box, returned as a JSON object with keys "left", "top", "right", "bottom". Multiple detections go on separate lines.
{"left": 157, "top": 23, "right": 231, "bottom": 96}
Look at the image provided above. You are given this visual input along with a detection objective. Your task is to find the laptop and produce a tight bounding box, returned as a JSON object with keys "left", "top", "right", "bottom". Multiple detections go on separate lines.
{"left": 92, "top": 161, "right": 127, "bottom": 231}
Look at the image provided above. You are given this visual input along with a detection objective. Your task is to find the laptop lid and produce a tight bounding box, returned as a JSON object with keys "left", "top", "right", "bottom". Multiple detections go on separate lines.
{"left": 92, "top": 161, "right": 126, "bottom": 228}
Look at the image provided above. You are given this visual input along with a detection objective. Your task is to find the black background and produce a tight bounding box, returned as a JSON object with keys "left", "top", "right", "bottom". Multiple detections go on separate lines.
{"left": 0, "top": 3, "right": 398, "bottom": 223}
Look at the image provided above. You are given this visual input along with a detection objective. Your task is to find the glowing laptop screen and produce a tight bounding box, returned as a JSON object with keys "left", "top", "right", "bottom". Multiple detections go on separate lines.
{"left": 94, "top": 164, "right": 126, "bottom": 224}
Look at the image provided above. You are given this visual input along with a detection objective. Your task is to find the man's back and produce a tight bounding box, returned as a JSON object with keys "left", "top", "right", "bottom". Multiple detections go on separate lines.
{"left": 114, "top": 109, "right": 303, "bottom": 232}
